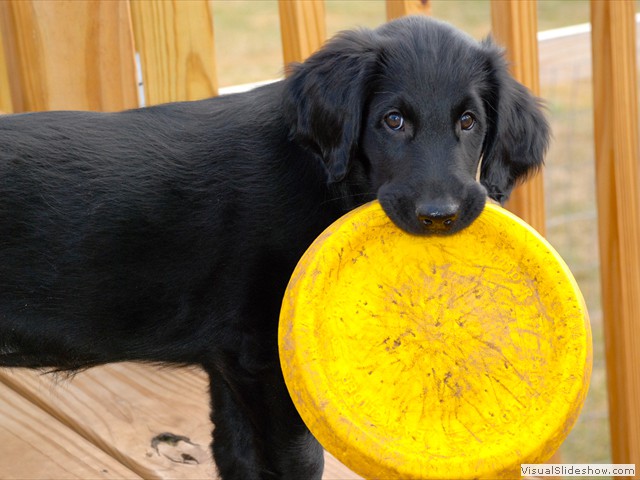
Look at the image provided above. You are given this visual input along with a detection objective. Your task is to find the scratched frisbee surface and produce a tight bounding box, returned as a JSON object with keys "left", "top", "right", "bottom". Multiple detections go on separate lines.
{"left": 279, "top": 201, "right": 592, "bottom": 479}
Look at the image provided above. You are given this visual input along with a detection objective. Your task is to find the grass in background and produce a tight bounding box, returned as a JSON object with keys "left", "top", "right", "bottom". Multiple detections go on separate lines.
{"left": 211, "top": 0, "right": 640, "bottom": 471}
{"left": 212, "top": 0, "right": 600, "bottom": 87}
{"left": 543, "top": 74, "right": 610, "bottom": 464}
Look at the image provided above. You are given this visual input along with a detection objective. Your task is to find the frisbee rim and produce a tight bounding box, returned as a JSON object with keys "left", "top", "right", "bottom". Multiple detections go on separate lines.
{"left": 279, "top": 201, "right": 592, "bottom": 479}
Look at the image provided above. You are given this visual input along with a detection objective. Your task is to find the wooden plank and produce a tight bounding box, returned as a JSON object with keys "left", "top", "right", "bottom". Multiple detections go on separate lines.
{"left": 0, "top": 363, "right": 361, "bottom": 479}
{"left": 0, "top": 381, "right": 141, "bottom": 479}
{"left": 130, "top": 0, "right": 217, "bottom": 106}
{"left": 590, "top": 0, "right": 640, "bottom": 470}
{"left": 278, "top": 0, "right": 326, "bottom": 66}
{"left": 0, "top": 0, "right": 137, "bottom": 112}
{"left": 0, "top": 21, "right": 13, "bottom": 113}
{"left": 386, "top": 0, "right": 431, "bottom": 20}
{"left": 0, "top": 364, "right": 216, "bottom": 479}
{"left": 324, "top": 452, "right": 362, "bottom": 479}
{"left": 489, "top": 0, "right": 546, "bottom": 234}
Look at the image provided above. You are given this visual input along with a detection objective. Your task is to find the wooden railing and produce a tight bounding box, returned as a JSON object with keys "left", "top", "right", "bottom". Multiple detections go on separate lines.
{"left": 0, "top": 0, "right": 638, "bottom": 471}
{"left": 591, "top": 0, "right": 640, "bottom": 467}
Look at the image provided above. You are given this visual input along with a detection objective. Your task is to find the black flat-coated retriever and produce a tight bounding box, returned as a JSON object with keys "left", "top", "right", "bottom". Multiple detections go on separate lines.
{"left": 0, "top": 16, "right": 548, "bottom": 479}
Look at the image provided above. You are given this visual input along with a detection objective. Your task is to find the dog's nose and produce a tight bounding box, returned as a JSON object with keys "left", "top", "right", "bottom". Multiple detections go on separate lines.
{"left": 416, "top": 203, "right": 459, "bottom": 232}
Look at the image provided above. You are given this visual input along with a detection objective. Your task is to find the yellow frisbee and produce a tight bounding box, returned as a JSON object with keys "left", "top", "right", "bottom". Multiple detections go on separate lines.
{"left": 279, "top": 201, "right": 592, "bottom": 479}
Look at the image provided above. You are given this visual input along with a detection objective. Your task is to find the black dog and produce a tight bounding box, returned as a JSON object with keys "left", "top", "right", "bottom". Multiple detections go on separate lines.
{"left": 0, "top": 16, "right": 548, "bottom": 479}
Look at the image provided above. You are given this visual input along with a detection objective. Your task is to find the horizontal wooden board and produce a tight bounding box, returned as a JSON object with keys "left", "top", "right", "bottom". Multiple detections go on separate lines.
{"left": 0, "top": 381, "right": 140, "bottom": 479}
{"left": 0, "top": 364, "right": 216, "bottom": 479}
{"left": 0, "top": 363, "right": 360, "bottom": 479}
{"left": 324, "top": 451, "right": 362, "bottom": 479}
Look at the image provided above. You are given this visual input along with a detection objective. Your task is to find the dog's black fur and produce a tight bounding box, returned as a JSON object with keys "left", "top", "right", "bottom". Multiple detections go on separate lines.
{"left": 0, "top": 17, "right": 548, "bottom": 479}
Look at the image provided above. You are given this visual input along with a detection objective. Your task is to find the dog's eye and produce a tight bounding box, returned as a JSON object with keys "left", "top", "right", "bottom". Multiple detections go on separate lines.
{"left": 459, "top": 112, "right": 476, "bottom": 131}
{"left": 384, "top": 112, "right": 404, "bottom": 131}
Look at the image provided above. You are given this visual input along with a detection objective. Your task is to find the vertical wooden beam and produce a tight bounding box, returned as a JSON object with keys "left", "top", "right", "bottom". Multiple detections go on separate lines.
{"left": 591, "top": 0, "right": 640, "bottom": 469}
{"left": 130, "top": 0, "right": 217, "bottom": 106}
{"left": 490, "top": 0, "right": 546, "bottom": 234}
{"left": 0, "top": 23, "right": 13, "bottom": 113}
{"left": 0, "top": 0, "right": 137, "bottom": 112}
{"left": 278, "top": 0, "right": 326, "bottom": 66}
{"left": 386, "top": 0, "right": 431, "bottom": 20}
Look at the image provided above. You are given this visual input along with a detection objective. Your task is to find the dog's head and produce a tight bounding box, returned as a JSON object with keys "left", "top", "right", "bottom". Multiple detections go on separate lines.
{"left": 283, "top": 16, "right": 549, "bottom": 235}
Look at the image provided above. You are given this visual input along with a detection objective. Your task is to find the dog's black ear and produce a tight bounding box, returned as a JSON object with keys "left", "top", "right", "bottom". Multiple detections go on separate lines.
{"left": 479, "top": 39, "right": 550, "bottom": 204}
{"left": 283, "top": 29, "right": 378, "bottom": 182}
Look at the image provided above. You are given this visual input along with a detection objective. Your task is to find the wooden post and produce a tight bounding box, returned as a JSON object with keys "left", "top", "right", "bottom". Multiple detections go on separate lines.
{"left": 278, "top": 0, "right": 326, "bottom": 66}
{"left": 386, "top": 0, "right": 431, "bottom": 20}
{"left": 0, "top": 25, "right": 13, "bottom": 113}
{"left": 490, "top": 0, "right": 546, "bottom": 235}
{"left": 130, "top": 0, "right": 217, "bottom": 106}
{"left": 591, "top": 0, "right": 640, "bottom": 469}
{"left": 0, "top": 0, "right": 137, "bottom": 112}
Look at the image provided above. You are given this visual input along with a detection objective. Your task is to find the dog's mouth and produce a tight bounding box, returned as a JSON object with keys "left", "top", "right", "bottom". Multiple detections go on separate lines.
{"left": 377, "top": 186, "right": 487, "bottom": 237}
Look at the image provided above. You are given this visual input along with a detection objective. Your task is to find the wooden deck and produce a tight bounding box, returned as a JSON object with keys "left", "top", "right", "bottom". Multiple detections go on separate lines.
{"left": 0, "top": 363, "right": 360, "bottom": 479}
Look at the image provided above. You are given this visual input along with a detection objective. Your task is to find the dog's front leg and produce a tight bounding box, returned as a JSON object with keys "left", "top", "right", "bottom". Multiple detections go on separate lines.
{"left": 205, "top": 360, "right": 323, "bottom": 480}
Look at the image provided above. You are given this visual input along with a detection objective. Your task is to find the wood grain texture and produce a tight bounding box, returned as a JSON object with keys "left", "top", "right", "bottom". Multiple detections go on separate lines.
{"left": 0, "top": 382, "right": 141, "bottom": 479}
{"left": 324, "top": 451, "right": 362, "bottom": 479}
{"left": 490, "top": 0, "right": 546, "bottom": 235}
{"left": 0, "top": 24, "right": 13, "bottom": 113}
{"left": 386, "top": 0, "right": 431, "bottom": 20}
{"left": 590, "top": 0, "right": 640, "bottom": 469}
{"left": 278, "top": 0, "right": 326, "bottom": 67}
{"left": 0, "top": 364, "right": 216, "bottom": 480}
{"left": 130, "top": 0, "right": 217, "bottom": 106}
{"left": 0, "top": 0, "right": 137, "bottom": 112}
{"left": 0, "top": 364, "right": 360, "bottom": 479}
